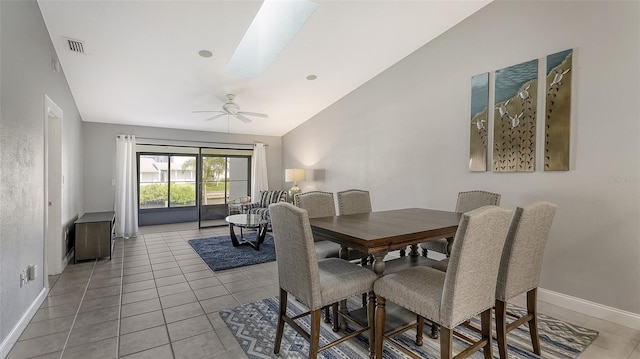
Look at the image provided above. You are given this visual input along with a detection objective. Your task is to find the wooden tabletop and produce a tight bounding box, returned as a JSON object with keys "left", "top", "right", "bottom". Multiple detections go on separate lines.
{"left": 309, "top": 208, "right": 462, "bottom": 254}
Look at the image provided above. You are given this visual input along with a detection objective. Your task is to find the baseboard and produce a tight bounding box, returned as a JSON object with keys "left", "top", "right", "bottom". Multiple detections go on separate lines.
{"left": 0, "top": 287, "right": 49, "bottom": 358}
{"left": 538, "top": 288, "right": 640, "bottom": 330}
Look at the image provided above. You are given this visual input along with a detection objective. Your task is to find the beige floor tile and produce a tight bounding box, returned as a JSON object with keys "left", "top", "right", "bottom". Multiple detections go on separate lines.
{"left": 7, "top": 331, "right": 69, "bottom": 359}
{"left": 119, "top": 344, "right": 173, "bottom": 359}
{"left": 121, "top": 297, "right": 162, "bottom": 318}
{"left": 120, "top": 310, "right": 166, "bottom": 335}
{"left": 155, "top": 274, "right": 188, "bottom": 287}
{"left": 160, "top": 290, "right": 199, "bottom": 309}
{"left": 65, "top": 319, "right": 119, "bottom": 349}
{"left": 167, "top": 315, "right": 213, "bottom": 342}
{"left": 171, "top": 331, "right": 225, "bottom": 359}
{"left": 61, "top": 337, "right": 117, "bottom": 359}
{"left": 119, "top": 326, "right": 170, "bottom": 357}
{"left": 163, "top": 302, "right": 205, "bottom": 324}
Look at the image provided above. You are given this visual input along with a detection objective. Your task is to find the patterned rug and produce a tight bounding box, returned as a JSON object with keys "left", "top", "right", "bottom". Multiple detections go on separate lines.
{"left": 219, "top": 297, "right": 598, "bottom": 359}
{"left": 188, "top": 233, "right": 276, "bottom": 271}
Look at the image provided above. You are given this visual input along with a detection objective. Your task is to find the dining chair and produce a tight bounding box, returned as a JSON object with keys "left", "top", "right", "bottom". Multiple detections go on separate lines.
{"left": 294, "top": 190, "right": 367, "bottom": 321}
{"left": 337, "top": 189, "right": 372, "bottom": 215}
{"left": 374, "top": 206, "right": 513, "bottom": 359}
{"left": 295, "top": 190, "right": 367, "bottom": 261}
{"left": 294, "top": 191, "right": 342, "bottom": 259}
{"left": 420, "top": 190, "right": 501, "bottom": 257}
{"left": 495, "top": 202, "right": 557, "bottom": 359}
{"left": 269, "top": 202, "right": 378, "bottom": 358}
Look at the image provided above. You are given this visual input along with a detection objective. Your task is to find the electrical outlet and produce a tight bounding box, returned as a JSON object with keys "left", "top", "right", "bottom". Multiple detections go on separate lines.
{"left": 19, "top": 271, "right": 27, "bottom": 287}
{"left": 28, "top": 265, "right": 38, "bottom": 281}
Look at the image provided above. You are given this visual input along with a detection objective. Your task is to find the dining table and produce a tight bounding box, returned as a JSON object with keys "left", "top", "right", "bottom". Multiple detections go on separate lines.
{"left": 309, "top": 207, "right": 462, "bottom": 334}
{"left": 309, "top": 207, "right": 462, "bottom": 275}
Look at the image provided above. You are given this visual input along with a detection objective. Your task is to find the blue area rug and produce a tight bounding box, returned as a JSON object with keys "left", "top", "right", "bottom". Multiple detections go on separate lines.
{"left": 188, "top": 233, "right": 276, "bottom": 272}
{"left": 220, "top": 297, "right": 598, "bottom": 359}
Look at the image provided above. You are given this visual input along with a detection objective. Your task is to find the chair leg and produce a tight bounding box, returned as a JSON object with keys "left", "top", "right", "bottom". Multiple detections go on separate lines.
{"left": 375, "top": 296, "right": 386, "bottom": 359}
{"left": 416, "top": 315, "right": 424, "bottom": 346}
{"left": 440, "top": 326, "right": 453, "bottom": 359}
{"left": 495, "top": 299, "right": 508, "bottom": 359}
{"left": 332, "top": 303, "right": 339, "bottom": 332}
{"left": 368, "top": 291, "right": 376, "bottom": 359}
{"left": 481, "top": 309, "right": 493, "bottom": 359}
{"left": 430, "top": 321, "right": 439, "bottom": 339}
{"left": 274, "top": 288, "right": 287, "bottom": 354}
{"left": 309, "top": 309, "right": 322, "bottom": 358}
{"left": 324, "top": 306, "right": 331, "bottom": 323}
{"left": 527, "top": 288, "right": 541, "bottom": 355}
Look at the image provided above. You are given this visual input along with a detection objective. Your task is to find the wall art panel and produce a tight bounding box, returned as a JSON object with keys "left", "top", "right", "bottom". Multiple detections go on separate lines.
{"left": 469, "top": 72, "right": 489, "bottom": 171}
{"left": 545, "top": 49, "right": 572, "bottom": 171}
{"left": 493, "top": 59, "right": 538, "bottom": 172}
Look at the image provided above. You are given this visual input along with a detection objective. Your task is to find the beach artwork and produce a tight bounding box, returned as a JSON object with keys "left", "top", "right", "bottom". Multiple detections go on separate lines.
{"left": 493, "top": 59, "right": 538, "bottom": 172}
{"left": 469, "top": 73, "right": 489, "bottom": 171}
{"left": 545, "top": 49, "right": 572, "bottom": 171}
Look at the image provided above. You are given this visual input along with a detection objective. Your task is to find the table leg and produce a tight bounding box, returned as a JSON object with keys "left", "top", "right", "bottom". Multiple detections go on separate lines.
{"left": 339, "top": 244, "right": 349, "bottom": 330}
{"left": 229, "top": 224, "right": 240, "bottom": 247}
{"left": 372, "top": 251, "right": 388, "bottom": 275}
{"left": 409, "top": 244, "right": 419, "bottom": 257}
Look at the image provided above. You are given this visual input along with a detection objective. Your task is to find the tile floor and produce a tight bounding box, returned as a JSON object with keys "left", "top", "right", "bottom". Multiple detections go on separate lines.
{"left": 6, "top": 222, "right": 640, "bottom": 358}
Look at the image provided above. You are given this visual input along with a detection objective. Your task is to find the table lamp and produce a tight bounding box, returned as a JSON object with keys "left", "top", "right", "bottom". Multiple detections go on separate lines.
{"left": 285, "top": 168, "right": 306, "bottom": 202}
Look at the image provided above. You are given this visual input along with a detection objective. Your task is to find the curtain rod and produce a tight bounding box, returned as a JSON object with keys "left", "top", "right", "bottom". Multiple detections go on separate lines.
{"left": 133, "top": 136, "right": 267, "bottom": 148}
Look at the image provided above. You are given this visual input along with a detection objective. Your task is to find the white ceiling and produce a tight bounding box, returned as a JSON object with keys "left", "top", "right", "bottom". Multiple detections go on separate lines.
{"left": 38, "top": 0, "right": 490, "bottom": 137}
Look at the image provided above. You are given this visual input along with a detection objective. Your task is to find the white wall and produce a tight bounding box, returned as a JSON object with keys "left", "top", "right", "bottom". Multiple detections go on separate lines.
{"left": 283, "top": 1, "right": 640, "bottom": 315}
{"left": 0, "top": 0, "right": 84, "bottom": 347}
{"left": 82, "top": 122, "right": 282, "bottom": 213}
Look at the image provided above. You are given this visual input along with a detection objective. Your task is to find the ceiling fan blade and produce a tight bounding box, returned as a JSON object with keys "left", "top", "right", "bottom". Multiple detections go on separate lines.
{"left": 238, "top": 111, "right": 268, "bottom": 118}
{"left": 192, "top": 110, "right": 224, "bottom": 114}
{"left": 235, "top": 114, "right": 252, "bottom": 123}
{"left": 204, "top": 113, "right": 227, "bottom": 121}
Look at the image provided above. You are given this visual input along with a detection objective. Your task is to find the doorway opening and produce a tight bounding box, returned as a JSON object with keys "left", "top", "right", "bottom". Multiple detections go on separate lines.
{"left": 44, "top": 95, "right": 64, "bottom": 279}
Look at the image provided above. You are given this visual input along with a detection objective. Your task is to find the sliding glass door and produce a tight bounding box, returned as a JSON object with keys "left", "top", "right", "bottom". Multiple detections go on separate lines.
{"left": 198, "top": 148, "right": 251, "bottom": 228}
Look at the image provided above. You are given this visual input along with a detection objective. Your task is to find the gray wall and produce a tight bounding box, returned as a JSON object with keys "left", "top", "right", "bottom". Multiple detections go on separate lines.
{"left": 82, "top": 122, "right": 282, "bottom": 213}
{"left": 282, "top": 1, "right": 640, "bottom": 314}
{"left": 0, "top": 0, "right": 84, "bottom": 344}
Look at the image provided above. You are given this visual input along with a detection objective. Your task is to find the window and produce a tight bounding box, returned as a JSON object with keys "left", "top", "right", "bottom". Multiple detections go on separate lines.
{"left": 138, "top": 154, "right": 197, "bottom": 209}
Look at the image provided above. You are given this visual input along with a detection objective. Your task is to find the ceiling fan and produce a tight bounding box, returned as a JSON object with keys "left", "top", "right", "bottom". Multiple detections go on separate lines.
{"left": 192, "top": 94, "right": 268, "bottom": 123}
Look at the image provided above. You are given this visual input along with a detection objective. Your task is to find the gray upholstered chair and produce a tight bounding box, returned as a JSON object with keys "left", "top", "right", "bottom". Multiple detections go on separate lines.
{"left": 337, "top": 189, "right": 372, "bottom": 216}
{"left": 495, "top": 202, "right": 557, "bottom": 359}
{"left": 294, "top": 191, "right": 342, "bottom": 259}
{"left": 269, "top": 202, "right": 378, "bottom": 358}
{"left": 242, "top": 190, "right": 287, "bottom": 223}
{"left": 374, "top": 206, "right": 513, "bottom": 359}
{"left": 420, "top": 190, "right": 501, "bottom": 257}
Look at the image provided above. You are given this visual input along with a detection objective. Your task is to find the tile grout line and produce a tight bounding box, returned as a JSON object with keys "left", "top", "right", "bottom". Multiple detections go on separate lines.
{"left": 115, "top": 238, "right": 125, "bottom": 359}
{"left": 57, "top": 259, "right": 99, "bottom": 359}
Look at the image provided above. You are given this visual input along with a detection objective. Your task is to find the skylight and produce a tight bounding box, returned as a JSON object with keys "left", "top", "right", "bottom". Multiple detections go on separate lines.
{"left": 225, "top": 0, "right": 318, "bottom": 78}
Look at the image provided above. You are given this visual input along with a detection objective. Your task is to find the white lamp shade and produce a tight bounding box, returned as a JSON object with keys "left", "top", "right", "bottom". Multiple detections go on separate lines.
{"left": 285, "top": 168, "right": 306, "bottom": 182}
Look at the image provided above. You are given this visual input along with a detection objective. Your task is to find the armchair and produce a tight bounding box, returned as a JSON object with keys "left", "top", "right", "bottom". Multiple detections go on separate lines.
{"left": 241, "top": 190, "right": 287, "bottom": 223}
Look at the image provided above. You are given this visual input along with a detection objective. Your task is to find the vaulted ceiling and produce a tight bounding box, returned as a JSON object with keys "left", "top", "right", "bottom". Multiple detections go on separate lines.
{"left": 38, "top": 0, "right": 490, "bottom": 136}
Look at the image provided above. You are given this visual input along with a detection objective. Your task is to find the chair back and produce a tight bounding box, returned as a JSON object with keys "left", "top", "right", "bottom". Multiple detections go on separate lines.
{"left": 294, "top": 191, "right": 336, "bottom": 218}
{"left": 258, "top": 190, "right": 287, "bottom": 208}
{"left": 455, "top": 190, "right": 501, "bottom": 213}
{"left": 440, "top": 206, "right": 513, "bottom": 328}
{"left": 337, "top": 189, "right": 372, "bottom": 215}
{"left": 496, "top": 202, "right": 557, "bottom": 301}
{"left": 269, "top": 202, "right": 322, "bottom": 310}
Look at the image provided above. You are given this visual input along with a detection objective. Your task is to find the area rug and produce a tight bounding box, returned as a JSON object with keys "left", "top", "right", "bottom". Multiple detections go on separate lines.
{"left": 219, "top": 297, "right": 598, "bottom": 359}
{"left": 188, "top": 233, "right": 276, "bottom": 271}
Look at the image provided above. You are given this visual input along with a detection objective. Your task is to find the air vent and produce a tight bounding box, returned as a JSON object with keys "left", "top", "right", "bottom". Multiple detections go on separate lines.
{"left": 64, "top": 38, "right": 85, "bottom": 54}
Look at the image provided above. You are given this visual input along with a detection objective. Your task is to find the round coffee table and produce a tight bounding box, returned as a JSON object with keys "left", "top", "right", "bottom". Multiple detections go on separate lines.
{"left": 225, "top": 214, "right": 269, "bottom": 251}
